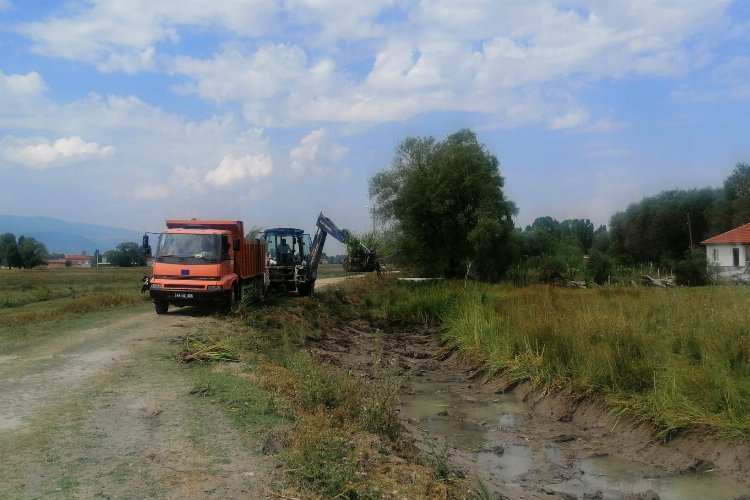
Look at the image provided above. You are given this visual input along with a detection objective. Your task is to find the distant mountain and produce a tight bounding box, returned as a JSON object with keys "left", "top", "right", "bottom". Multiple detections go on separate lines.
{"left": 0, "top": 214, "right": 143, "bottom": 254}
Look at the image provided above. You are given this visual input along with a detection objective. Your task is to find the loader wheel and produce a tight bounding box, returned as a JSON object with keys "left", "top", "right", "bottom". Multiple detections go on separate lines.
{"left": 297, "top": 282, "right": 315, "bottom": 297}
{"left": 154, "top": 301, "right": 169, "bottom": 315}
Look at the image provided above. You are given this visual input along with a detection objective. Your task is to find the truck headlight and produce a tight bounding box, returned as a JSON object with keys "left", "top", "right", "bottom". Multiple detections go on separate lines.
{"left": 150, "top": 283, "right": 162, "bottom": 289}
{"left": 207, "top": 285, "right": 223, "bottom": 292}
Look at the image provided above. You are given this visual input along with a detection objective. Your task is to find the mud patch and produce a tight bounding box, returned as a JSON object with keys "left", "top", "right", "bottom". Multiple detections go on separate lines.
{"left": 309, "top": 319, "right": 750, "bottom": 499}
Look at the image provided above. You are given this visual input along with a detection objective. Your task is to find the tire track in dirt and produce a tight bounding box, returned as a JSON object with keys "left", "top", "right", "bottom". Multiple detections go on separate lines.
{"left": 0, "top": 308, "right": 180, "bottom": 432}
{"left": 0, "top": 305, "right": 272, "bottom": 498}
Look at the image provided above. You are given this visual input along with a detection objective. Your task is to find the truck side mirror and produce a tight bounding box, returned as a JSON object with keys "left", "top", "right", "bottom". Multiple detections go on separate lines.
{"left": 142, "top": 234, "right": 151, "bottom": 256}
{"left": 233, "top": 238, "right": 240, "bottom": 251}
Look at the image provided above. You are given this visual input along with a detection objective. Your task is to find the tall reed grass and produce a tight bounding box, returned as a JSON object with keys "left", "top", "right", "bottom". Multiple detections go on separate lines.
{"left": 354, "top": 278, "right": 750, "bottom": 439}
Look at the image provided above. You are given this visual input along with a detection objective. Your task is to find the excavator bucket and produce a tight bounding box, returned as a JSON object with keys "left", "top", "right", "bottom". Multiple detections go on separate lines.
{"left": 343, "top": 249, "right": 381, "bottom": 274}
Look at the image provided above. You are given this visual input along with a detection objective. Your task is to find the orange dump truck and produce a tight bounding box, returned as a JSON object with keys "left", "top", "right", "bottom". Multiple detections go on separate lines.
{"left": 144, "top": 220, "right": 267, "bottom": 314}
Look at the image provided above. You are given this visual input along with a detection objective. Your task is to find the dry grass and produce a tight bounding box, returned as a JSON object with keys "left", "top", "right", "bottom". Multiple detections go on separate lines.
{"left": 179, "top": 297, "right": 455, "bottom": 498}
{"left": 0, "top": 268, "right": 149, "bottom": 347}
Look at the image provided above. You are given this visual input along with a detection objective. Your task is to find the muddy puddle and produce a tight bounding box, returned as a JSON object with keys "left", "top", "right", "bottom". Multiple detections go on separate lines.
{"left": 551, "top": 455, "right": 750, "bottom": 500}
{"left": 399, "top": 380, "right": 750, "bottom": 499}
{"left": 311, "top": 319, "right": 750, "bottom": 499}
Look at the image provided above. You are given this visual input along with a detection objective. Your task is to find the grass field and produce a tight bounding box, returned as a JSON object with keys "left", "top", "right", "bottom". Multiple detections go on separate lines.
{"left": 315, "top": 263, "right": 351, "bottom": 279}
{"left": 0, "top": 265, "right": 346, "bottom": 333}
{"left": 0, "top": 268, "right": 148, "bottom": 332}
{"left": 334, "top": 277, "right": 750, "bottom": 440}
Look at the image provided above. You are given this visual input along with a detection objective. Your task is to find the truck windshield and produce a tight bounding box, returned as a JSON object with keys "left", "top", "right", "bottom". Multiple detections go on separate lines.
{"left": 155, "top": 234, "right": 220, "bottom": 263}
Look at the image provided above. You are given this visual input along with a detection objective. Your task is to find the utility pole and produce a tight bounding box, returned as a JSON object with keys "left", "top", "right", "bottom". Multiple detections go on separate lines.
{"left": 687, "top": 212, "right": 693, "bottom": 249}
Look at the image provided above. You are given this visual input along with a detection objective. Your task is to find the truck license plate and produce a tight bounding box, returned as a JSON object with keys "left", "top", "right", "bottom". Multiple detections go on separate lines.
{"left": 174, "top": 293, "right": 193, "bottom": 299}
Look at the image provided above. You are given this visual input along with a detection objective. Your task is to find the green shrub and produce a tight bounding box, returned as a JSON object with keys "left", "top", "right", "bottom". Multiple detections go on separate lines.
{"left": 674, "top": 248, "right": 710, "bottom": 286}
{"left": 588, "top": 250, "right": 616, "bottom": 285}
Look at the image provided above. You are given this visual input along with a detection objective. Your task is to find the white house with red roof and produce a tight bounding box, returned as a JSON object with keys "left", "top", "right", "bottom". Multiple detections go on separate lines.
{"left": 701, "top": 223, "right": 750, "bottom": 268}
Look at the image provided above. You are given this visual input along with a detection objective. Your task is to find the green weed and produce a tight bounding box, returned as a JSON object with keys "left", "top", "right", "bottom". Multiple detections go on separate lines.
{"left": 189, "top": 368, "right": 279, "bottom": 433}
{"left": 285, "top": 421, "right": 361, "bottom": 498}
{"left": 426, "top": 440, "right": 451, "bottom": 480}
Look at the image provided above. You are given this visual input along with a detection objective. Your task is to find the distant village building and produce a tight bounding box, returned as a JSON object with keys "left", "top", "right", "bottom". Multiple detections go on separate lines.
{"left": 43, "top": 254, "right": 93, "bottom": 268}
{"left": 45, "top": 259, "right": 68, "bottom": 268}
{"left": 701, "top": 222, "right": 750, "bottom": 269}
{"left": 65, "top": 254, "right": 93, "bottom": 268}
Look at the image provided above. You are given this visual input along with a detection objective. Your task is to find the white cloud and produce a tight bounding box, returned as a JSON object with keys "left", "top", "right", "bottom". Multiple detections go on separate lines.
{"left": 12, "top": 1, "right": 738, "bottom": 130}
{"left": 284, "top": 0, "right": 396, "bottom": 43}
{"left": 1, "top": 136, "right": 115, "bottom": 168}
{"left": 549, "top": 110, "right": 589, "bottom": 130}
{"left": 205, "top": 153, "right": 274, "bottom": 187}
{"left": 0, "top": 70, "right": 47, "bottom": 95}
{"left": 289, "top": 128, "right": 349, "bottom": 176}
{"left": 171, "top": 165, "right": 203, "bottom": 191}
{"left": 17, "top": 1, "right": 277, "bottom": 65}
{"left": 129, "top": 184, "right": 170, "bottom": 199}
{"left": 97, "top": 46, "right": 156, "bottom": 74}
{"left": 160, "top": 1, "right": 733, "bottom": 129}
{"left": 170, "top": 44, "right": 314, "bottom": 103}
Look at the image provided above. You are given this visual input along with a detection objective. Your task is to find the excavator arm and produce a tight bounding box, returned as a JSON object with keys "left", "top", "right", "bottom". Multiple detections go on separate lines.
{"left": 308, "top": 213, "right": 382, "bottom": 275}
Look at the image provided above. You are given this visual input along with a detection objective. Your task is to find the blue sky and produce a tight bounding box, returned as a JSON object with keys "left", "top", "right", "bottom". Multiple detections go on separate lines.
{"left": 1, "top": 1, "right": 749, "bottom": 245}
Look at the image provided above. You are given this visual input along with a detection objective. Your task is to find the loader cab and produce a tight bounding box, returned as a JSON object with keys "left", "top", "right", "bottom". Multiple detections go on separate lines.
{"left": 262, "top": 228, "right": 312, "bottom": 265}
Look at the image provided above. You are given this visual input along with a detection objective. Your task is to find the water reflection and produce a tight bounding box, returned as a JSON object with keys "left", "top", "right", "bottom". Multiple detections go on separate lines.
{"left": 399, "top": 382, "right": 750, "bottom": 498}
{"left": 549, "top": 455, "right": 750, "bottom": 500}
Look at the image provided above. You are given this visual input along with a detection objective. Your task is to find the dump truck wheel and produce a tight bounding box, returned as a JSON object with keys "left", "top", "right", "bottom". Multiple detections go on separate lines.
{"left": 226, "top": 284, "right": 238, "bottom": 311}
{"left": 154, "top": 301, "right": 169, "bottom": 315}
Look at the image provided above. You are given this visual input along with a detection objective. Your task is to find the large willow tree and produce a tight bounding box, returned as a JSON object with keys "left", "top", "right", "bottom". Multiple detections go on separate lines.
{"left": 369, "top": 129, "right": 517, "bottom": 280}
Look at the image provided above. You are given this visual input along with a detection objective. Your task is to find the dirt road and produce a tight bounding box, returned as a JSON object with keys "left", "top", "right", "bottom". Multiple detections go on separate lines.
{"left": 0, "top": 306, "right": 271, "bottom": 498}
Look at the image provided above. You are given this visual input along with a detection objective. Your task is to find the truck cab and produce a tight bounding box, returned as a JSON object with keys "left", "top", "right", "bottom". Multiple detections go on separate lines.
{"left": 146, "top": 220, "right": 266, "bottom": 314}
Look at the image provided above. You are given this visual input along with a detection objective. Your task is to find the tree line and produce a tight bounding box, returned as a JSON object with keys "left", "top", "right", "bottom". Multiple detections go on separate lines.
{"left": 369, "top": 129, "right": 748, "bottom": 285}
{"left": 0, "top": 233, "right": 147, "bottom": 269}
{"left": 0, "top": 233, "right": 48, "bottom": 269}
{"left": 4, "top": 129, "right": 746, "bottom": 282}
